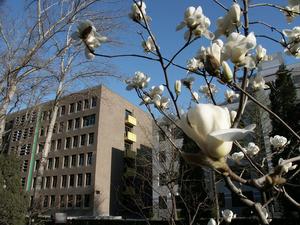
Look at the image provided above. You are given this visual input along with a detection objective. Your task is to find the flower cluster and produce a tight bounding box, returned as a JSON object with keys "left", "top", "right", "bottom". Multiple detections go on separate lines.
{"left": 270, "top": 135, "right": 288, "bottom": 149}
{"left": 199, "top": 84, "right": 218, "bottom": 98}
{"left": 176, "top": 6, "right": 214, "bottom": 40}
{"left": 252, "top": 75, "right": 269, "bottom": 91}
{"left": 245, "top": 142, "right": 260, "bottom": 156}
{"left": 278, "top": 158, "right": 297, "bottom": 173}
{"left": 283, "top": 27, "right": 300, "bottom": 58}
{"left": 215, "top": 3, "right": 241, "bottom": 37}
{"left": 142, "top": 36, "right": 157, "bottom": 52}
{"left": 284, "top": 0, "right": 300, "bottom": 23}
{"left": 225, "top": 90, "right": 239, "bottom": 103}
{"left": 129, "top": 1, "right": 150, "bottom": 22}
{"left": 71, "top": 20, "right": 107, "bottom": 59}
{"left": 231, "top": 151, "right": 244, "bottom": 163}
{"left": 222, "top": 209, "right": 237, "bottom": 223}
{"left": 125, "top": 71, "right": 150, "bottom": 90}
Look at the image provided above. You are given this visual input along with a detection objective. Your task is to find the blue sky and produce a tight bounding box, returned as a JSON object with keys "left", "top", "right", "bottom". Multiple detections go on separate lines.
{"left": 4, "top": 0, "right": 300, "bottom": 111}
{"left": 100, "top": 0, "right": 300, "bottom": 111}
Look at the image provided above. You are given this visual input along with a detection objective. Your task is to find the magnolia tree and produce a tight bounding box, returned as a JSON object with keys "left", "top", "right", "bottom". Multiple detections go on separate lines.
{"left": 71, "top": 0, "right": 300, "bottom": 224}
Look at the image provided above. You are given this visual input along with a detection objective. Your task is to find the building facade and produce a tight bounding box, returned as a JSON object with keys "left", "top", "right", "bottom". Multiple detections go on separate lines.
{"left": 4, "top": 85, "right": 153, "bottom": 218}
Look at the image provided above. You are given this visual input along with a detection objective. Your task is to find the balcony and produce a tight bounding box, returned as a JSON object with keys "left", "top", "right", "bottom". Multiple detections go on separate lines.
{"left": 124, "top": 131, "right": 136, "bottom": 143}
{"left": 124, "top": 167, "right": 136, "bottom": 177}
{"left": 125, "top": 115, "right": 137, "bottom": 126}
{"left": 125, "top": 149, "right": 137, "bottom": 159}
{"left": 123, "top": 186, "right": 135, "bottom": 196}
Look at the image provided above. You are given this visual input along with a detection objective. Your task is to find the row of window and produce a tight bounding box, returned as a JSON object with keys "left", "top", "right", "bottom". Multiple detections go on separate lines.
{"left": 42, "top": 194, "right": 91, "bottom": 208}
{"left": 58, "top": 97, "right": 97, "bottom": 117}
{"left": 31, "top": 173, "right": 92, "bottom": 190}
{"left": 30, "top": 152, "right": 93, "bottom": 173}
{"left": 12, "top": 127, "right": 34, "bottom": 142}
{"left": 39, "top": 114, "right": 96, "bottom": 137}
{"left": 14, "top": 112, "right": 37, "bottom": 126}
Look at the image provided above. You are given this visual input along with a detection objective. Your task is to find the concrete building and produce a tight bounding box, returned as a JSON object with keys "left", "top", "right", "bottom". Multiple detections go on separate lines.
{"left": 4, "top": 85, "right": 153, "bottom": 218}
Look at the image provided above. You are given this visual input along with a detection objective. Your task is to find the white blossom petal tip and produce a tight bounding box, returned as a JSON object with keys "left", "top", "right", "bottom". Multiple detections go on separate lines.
{"left": 222, "top": 209, "right": 237, "bottom": 223}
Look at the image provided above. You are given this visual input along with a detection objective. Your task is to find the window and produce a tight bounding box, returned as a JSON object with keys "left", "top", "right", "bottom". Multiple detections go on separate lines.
{"left": 67, "top": 119, "right": 73, "bottom": 131}
{"left": 67, "top": 195, "right": 73, "bottom": 208}
{"left": 69, "top": 103, "right": 75, "bottom": 114}
{"left": 159, "top": 196, "right": 168, "bottom": 209}
{"left": 91, "top": 96, "right": 97, "bottom": 107}
{"left": 87, "top": 152, "right": 93, "bottom": 165}
{"left": 77, "top": 101, "right": 82, "bottom": 112}
{"left": 32, "top": 178, "right": 36, "bottom": 189}
{"left": 73, "top": 136, "right": 78, "bottom": 148}
{"left": 28, "top": 127, "right": 34, "bottom": 137}
{"left": 30, "top": 111, "right": 37, "bottom": 123}
{"left": 41, "top": 177, "right": 44, "bottom": 189}
{"left": 35, "top": 160, "right": 40, "bottom": 171}
{"left": 43, "top": 195, "right": 49, "bottom": 208}
{"left": 38, "top": 143, "right": 44, "bottom": 153}
{"left": 20, "top": 144, "right": 31, "bottom": 156}
{"left": 84, "top": 99, "right": 90, "bottom": 109}
{"left": 52, "top": 176, "right": 57, "bottom": 188}
{"left": 75, "top": 118, "right": 80, "bottom": 129}
{"left": 23, "top": 128, "right": 28, "bottom": 139}
{"left": 22, "top": 160, "right": 28, "bottom": 172}
{"left": 40, "top": 127, "right": 45, "bottom": 136}
{"left": 69, "top": 174, "right": 75, "bottom": 187}
{"left": 53, "top": 123, "right": 57, "bottom": 134}
{"left": 79, "top": 154, "right": 84, "bottom": 166}
{"left": 83, "top": 114, "right": 95, "bottom": 127}
{"left": 86, "top": 173, "right": 91, "bottom": 186}
{"left": 77, "top": 174, "right": 83, "bottom": 186}
{"left": 57, "top": 139, "right": 62, "bottom": 150}
{"left": 75, "top": 195, "right": 82, "bottom": 207}
{"left": 65, "top": 137, "right": 71, "bottom": 149}
{"left": 50, "top": 140, "right": 56, "bottom": 151}
{"left": 125, "top": 109, "right": 132, "bottom": 119}
{"left": 159, "top": 173, "right": 167, "bottom": 186}
{"left": 21, "top": 177, "right": 26, "bottom": 188}
{"left": 46, "top": 176, "right": 51, "bottom": 188}
{"left": 60, "top": 105, "right": 66, "bottom": 116}
{"left": 88, "top": 133, "right": 94, "bottom": 145}
{"left": 42, "top": 111, "right": 47, "bottom": 121}
{"left": 84, "top": 194, "right": 91, "bottom": 207}
{"left": 61, "top": 175, "right": 67, "bottom": 188}
{"left": 47, "top": 158, "right": 53, "bottom": 170}
{"left": 60, "top": 195, "right": 65, "bottom": 208}
{"left": 80, "top": 134, "right": 86, "bottom": 146}
{"left": 50, "top": 195, "right": 55, "bottom": 207}
{"left": 71, "top": 155, "right": 76, "bottom": 167}
{"left": 63, "top": 156, "right": 69, "bottom": 168}
{"left": 54, "top": 157, "right": 59, "bottom": 169}
{"left": 59, "top": 122, "right": 64, "bottom": 133}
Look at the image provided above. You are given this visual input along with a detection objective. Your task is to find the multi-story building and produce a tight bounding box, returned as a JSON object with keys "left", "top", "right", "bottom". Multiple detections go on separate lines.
{"left": 4, "top": 85, "right": 153, "bottom": 218}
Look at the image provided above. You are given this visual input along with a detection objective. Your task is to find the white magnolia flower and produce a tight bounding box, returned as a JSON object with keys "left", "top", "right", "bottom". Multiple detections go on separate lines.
{"left": 222, "top": 209, "right": 236, "bottom": 223}
{"left": 125, "top": 71, "right": 150, "bottom": 90}
{"left": 255, "top": 45, "right": 268, "bottom": 62}
{"left": 153, "top": 95, "right": 170, "bottom": 109}
{"left": 283, "top": 27, "right": 300, "bottom": 57}
{"left": 252, "top": 75, "right": 269, "bottom": 90}
{"left": 215, "top": 3, "right": 242, "bottom": 37}
{"left": 187, "top": 57, "right": 203, "bottom": 72}
{"left": 71, "top": 20, "right": 107, "bottom": 59}
{"left": 142, "top": 36, "right": 157, "bottom": 52}
{"left": 245, "top": 142, "right": 260, "bottom": 156}
{"left": 222, "top": 32, "right": 256, "bottom": 68}
{"left": 139, "top": 95, "right": 151, "bottom": 105}
{"left": 197, "top": 39, "right": 224, "bottom": 76}
{"left": 222, "top": 61, "right": 233, "bottom": 82}
{"left": 178, "top": 104, "right": 255, "bottom": 159}
{"left": 149, "top": 85, "right": 164, "bottom": 97}
{"left": 231, "top": 152, "right": 244, "bottom": 163}
{"left": 284, "top": 0, "right": 300, "bottom": 23}
{"left": 174, "top": 80, "right": 182, "bottom": 95}
{"left": 270, "top": 135, "right": 288, "bottom": 149}
{"left": 278, "top": 158, "right": 298, "bottom": 173}
{"left": 199, "top": 84, "right": 218, "bottom": 98}
{"left": 225, "top": 90, "right": 239, "bottom": 103}
{"left": 181, "top": 76, "right": 195, "bottom": 89}
{"left": 207, "top": 218, "right": 217, "bottom": 225}
{"left": 192, "top": 91, "right": 199, "bottom": 102}
{"left": 129, "top": 1, "right": 149, "bottom": 22}
{"left": 176, "top": 6, "right": 214, "bottom": 40}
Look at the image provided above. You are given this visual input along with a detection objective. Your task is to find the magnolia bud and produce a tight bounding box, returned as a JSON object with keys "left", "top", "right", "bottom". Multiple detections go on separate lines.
{"left": 221, "top": 61, "right": 233, "bottom": 82}
{"left": 204, "top": 55, "right": 221, "bottom": 77}
{"left": 174, "top": 80, "right": 182, "bottom": 95}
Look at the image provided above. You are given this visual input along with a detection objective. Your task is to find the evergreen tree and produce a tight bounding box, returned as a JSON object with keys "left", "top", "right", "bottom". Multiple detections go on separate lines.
{"left": 269, "top": 64, "right": 300, "bottom": 216}
{"left": 0, "top": 153, "right": 29, "bottom": 225}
